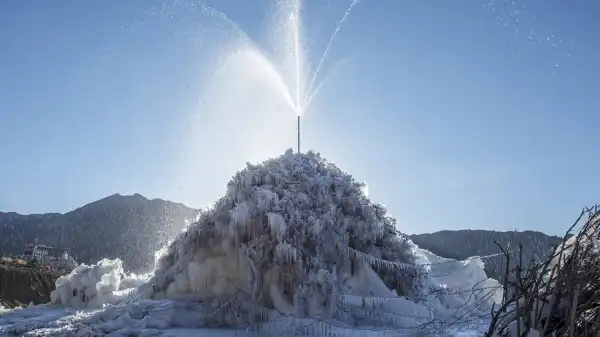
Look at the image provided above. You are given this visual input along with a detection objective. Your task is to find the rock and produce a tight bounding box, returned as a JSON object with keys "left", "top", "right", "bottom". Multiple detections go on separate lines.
{"left": 0, "top": 263, "right": 59, "bottom": 307}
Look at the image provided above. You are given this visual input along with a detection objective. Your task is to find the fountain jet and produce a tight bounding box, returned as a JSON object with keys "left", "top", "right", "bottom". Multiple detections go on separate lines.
{"left": 197, "top": 0, "right": 362, "bottom": 154}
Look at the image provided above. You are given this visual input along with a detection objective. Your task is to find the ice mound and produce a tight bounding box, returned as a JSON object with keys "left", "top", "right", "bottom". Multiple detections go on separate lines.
{"left": 123, "top": 149, "right": 431, "bottom": 329}
{"left": 50, "top": 258, "right": 150, "bottom": 308}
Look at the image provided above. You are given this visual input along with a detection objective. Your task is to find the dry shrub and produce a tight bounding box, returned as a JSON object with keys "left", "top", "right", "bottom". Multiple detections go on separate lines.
{"left": 485, "top": 205, "right": 600, "bottom": 337}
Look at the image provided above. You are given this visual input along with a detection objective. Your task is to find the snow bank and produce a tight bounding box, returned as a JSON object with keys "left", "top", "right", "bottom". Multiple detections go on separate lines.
{"left": 49, "top": 258, "right": 150, "bottom": 308}
{"left": 414, "top": 247, "right": 503, "bottom": 316}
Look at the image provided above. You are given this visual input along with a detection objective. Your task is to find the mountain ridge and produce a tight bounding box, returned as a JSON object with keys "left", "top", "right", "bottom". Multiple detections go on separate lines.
{"left": 1, "top": 193, "right": 192, "bottom": 217}
{"left": 1, "top": 193, "right": 561, "bottom": 279}
{"left": 0, "top": 193, "right": 199, "bottom": 272}
{"left": 409, "top": 229, "right": 563, "bottom": 281}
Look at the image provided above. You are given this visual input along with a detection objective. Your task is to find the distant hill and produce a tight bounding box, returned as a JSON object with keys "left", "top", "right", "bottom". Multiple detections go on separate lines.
{"left": 1, "top": 195, "right": 562, "bottom": 279}
{"left": 0, "top": 194, "right": 198, "bottom": 272}
{"left": 409, "top": 230, "right": 563, "bottom": 281}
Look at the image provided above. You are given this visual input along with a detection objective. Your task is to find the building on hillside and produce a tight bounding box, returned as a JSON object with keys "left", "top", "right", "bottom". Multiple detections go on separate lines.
{"left": 24, "top": 243, "right": 69, "bottom": 262}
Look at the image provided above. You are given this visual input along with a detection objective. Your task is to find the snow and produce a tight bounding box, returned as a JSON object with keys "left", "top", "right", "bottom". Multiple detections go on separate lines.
{"left": 414, "top": 248, "right": 503, "bottom": 316}
{"left": 499, "top": 320, "right": 541, "bottom": 337}
{"left": 1, "top": 150, "right": 502, "bottom": 336}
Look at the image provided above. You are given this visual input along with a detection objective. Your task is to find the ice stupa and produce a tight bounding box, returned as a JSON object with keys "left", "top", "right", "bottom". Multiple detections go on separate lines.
{"left": 109, "top": 150, "right": 426, "bottom": 327}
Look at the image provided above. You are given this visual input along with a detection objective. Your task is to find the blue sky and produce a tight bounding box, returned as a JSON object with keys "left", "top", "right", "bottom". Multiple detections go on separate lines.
{"left": 1, "top": 0, "right": 598, "bottom": 235}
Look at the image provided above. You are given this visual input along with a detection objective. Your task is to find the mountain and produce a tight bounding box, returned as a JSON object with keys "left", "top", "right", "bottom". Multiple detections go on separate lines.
{"left": 409, "top": 230, "right": 563, "bottom": 281}
{"left": 1, "top": 194, "right": 562, "bottom": 279}
{"left": 0, "top": 194, "right": 199, "bottom": 272}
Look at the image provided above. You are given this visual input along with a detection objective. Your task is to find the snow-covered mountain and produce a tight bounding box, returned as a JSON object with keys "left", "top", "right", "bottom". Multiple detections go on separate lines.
{"left": 0, "top": 194, "right": 198, "bottom": 271}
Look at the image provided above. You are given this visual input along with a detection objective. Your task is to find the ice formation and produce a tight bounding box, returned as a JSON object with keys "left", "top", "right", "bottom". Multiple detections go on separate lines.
{"left": 50, "top": 259, "right": 149, "bottom": 308}
{"left": 142, "top": 149, "right": 429, "bottom": 329}
{"left": 2, "top": 149, "right": 505, "bottom": 336}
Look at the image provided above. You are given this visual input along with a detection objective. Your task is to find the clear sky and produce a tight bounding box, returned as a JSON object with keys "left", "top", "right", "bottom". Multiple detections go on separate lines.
{"left": 1, "top": 0, "right": 598, "bottom": 235}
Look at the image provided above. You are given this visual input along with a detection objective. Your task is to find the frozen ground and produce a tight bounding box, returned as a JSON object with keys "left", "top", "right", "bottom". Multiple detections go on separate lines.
{"left": 1, "top": 151, "right": 502, "bottom": 336}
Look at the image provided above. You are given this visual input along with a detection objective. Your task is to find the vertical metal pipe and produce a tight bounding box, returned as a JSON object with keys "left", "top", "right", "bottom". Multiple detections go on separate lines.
{"left": 297, "top": 115, "right": 301, "bottom": 153}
